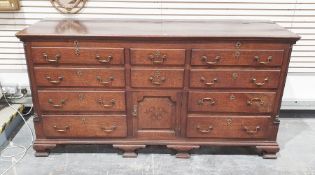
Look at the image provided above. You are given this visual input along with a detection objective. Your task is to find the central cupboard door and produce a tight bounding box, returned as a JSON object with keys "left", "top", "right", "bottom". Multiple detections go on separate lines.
{"left": 131, "top": 91, "right": 182, "bottom": 139}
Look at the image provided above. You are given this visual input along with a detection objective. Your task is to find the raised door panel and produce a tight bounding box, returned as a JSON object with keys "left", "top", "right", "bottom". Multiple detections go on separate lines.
{"left": 132, "top": 91, "right": 181, "bottom": 139}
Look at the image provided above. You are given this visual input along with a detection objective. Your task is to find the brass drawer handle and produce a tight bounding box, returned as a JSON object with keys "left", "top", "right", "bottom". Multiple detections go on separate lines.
{"left": 197, "top": 97, "right": 216, "bottom": 105}
{"left": 254, "top": 56, "right": 272, "bottom": 65}
{"left": 201, "top": 55, "right": 220, "bottom": 65}
{"left": 200, "top": 76, "right": 218, "bottom": 87}
{"left": 43, "top": 53, "right": 60, "bottom": 63}
{"left": 95, "top": 54, "right": 113, "bottom": 63}
{"left": 101, "top": 125, "right": 117, "bottom": 133}
{"left": 53, "top": 125, "right": 69, "bottom": 133}
{"left": 243, "top": 126, "right": 260, "bottom": 135}
{"left": 252, "top": 77, "right": 269, "bottom": 86}
{"left": 148, "top": 50, "right": 167, "bottom": 64}
{"left": 247, "top": 98, "right": 264, "bottom": 105}
{"left": 149, "top": 76, "right": 166, "bottom": 85}
{"left": 196, "top": 125, "right": 213, "bottom": 133}
{"left": 45, "top": 76, "right": 63, "bottom": 84}
{"left": 48, "top": 99, "right": 66, "bottom": 108}
{"left": 148, "top": 71, "right": 166, "bottom": 86}
{"left": 96, "top": 76, "right": 114, "bottom": 86}
{"left": 98, "top": 98, "right": 116, "bottom": 108}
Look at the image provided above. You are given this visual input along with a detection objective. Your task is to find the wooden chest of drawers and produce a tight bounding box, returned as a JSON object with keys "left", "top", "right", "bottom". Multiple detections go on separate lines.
{"left": 16, "top": 19, "right": 300, "bottom": 159}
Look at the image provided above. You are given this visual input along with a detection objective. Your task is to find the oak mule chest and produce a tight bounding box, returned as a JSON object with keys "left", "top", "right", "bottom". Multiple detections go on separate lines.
{"left": 16, "top": 19, "right": 300, "bottom": 159}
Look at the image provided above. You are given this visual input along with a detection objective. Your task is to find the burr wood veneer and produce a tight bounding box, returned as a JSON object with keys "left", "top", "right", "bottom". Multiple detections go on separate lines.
{"left": 16, "top": 19, "right": 300, "bottom": 159}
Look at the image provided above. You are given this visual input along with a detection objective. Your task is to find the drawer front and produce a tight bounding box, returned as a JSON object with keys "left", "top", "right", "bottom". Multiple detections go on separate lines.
{"left": 191, "top": 49, "right": 283, "bottom": 66}
{"left": 38, "top": 91, "right": 125, "bottom": 112}
{"left": 34, "top": 67, "right": 125, "bottom": 88}
{"left": 188, "top": 92, "right": 276, "bottom": 113}
{"left": 43, "top": 115, "right": 127, "bottom": 138}
{"left": 186, "top": 115, "right": 271, "bottom": 139}
{"left": 131, "top": 68, "right": 184, "bottom": 88}
{"left": 190, "top": 69, "right": 280, "bottom": 89}
{"left": 32, "top": 47, "right": 124, "bottom": 65}
{"left": 130, "top": 48, "right": 185, "bottom": 65}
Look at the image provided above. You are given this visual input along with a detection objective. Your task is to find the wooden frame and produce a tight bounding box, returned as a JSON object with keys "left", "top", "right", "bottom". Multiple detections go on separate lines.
{"left": 0, "top": 0, "right": 20, "bottom": 11}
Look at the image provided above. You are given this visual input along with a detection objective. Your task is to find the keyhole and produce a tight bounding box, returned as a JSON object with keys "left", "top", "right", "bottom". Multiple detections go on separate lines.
{"left": 232, "top": 73, "right": 238, "bottom": 80}
{"left": 77, "top": 71, "right": 83, "bottom": 77}
{"left": 81, "top": 118, "right": 86, "bottom": 124}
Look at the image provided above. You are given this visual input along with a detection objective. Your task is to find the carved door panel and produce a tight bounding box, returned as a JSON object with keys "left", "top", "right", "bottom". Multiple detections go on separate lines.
{"left": 131, "top": 91, "right": 181, "bottom": 139}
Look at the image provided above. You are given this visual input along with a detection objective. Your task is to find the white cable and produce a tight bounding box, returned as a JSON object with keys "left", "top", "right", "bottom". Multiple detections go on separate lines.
{"left": 5, "top": 94, "right": 25, "bottom": 100}
{"left": 0, "top": 83, "right": 35, "bottom": 175}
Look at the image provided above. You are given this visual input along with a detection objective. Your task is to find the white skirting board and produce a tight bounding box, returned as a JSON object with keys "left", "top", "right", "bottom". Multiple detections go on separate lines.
{"left": 281, "top": 101, "right": 315, "bottom": 110}
{"left": 281, "top": 72, "right": 315, "bottom": 110}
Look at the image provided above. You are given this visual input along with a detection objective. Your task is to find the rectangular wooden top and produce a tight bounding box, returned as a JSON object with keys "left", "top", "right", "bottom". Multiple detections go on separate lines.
{"left": 16, "top": 19, "right": 300, "bottom": 42}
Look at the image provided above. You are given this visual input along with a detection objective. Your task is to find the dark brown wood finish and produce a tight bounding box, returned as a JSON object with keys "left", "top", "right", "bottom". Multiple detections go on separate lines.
{"left": 32, "top": 47, "right": 125, "bottom": 65}
{"left": 42, "top": 115, "right": 127, "bottom": 138}
{"left": 188, "top": 91, "right": 276, "bottom": 113}
{"left": 34, "top": 67, "right": 125, "bottom": 88}
{"left": 38, "top": 90, "right": 126, "bottom": 112}
{"left": 130, "top": 48, "right": 185, "bottom": 66}
{"left": 191, "top": 49, "right": 284, "bottom": 66}
{"left": 189, "top": 69, "right": 281, "bottom": 89}
{"left": 131, "top": 91, "right": 181, "bottom": 140}
{"left": 186, "top": 115, "right": 272, "bottom": 139}
{"left": 130, "top": 68, "right": 184, "bottom": 88}
{"left": 16, "top": 19, "right": 300, "bottom": 159}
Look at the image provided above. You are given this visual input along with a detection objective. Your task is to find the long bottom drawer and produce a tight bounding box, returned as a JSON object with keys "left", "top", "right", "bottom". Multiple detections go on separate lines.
{"left": 42, "top": 115, "right": 127, "bottom": 138}
{"left": 186, "top": 115, "right": 272, "bottom": 139}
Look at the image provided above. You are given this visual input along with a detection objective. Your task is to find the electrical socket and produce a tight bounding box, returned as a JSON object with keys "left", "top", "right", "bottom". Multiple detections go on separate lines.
{"left": 1, "top": 86, "right": 31, "bottom": 96}
{"left": 18, "top": 86, "right": 31, "bottom": 96}
{"left": 2, "top": 86, "right": 18, "bottom": 95}
{"left": 21, "top": 88, "right": 27, "bottom": 95}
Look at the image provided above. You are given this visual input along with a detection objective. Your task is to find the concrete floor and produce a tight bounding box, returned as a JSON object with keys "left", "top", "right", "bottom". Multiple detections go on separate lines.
{"left": 1, "top": 115, "right": 315, "bottom": 175}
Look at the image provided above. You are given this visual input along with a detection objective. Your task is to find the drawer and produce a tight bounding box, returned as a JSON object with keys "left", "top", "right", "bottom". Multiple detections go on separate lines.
{"left": 186, "top": 115, "right": 271, "bottom": 139}
{"left": 38, "top": 90, "right": 125, "bottom": 112}
{"left": 130, "top": 48, "right": 185, "bottom": 65}
{"left": 191, "top": 49, "right": 284, "bottom": 66}
{"left": 188, "top": 92, "right": 276, "bottom": 113}
{"left": 190, "top": 69, "right": 280, "bottom": 89}
{"left": 131, "top": 68, "right": 184, "bottom": 88}
{"left": 42, "top": 115, "right": 127, "bottom": 138}
{"left": 32, "top": 47, "right": 124, "bottom": 65}
{"left": 34, "top": 67, "right": 125, "bottom": 88}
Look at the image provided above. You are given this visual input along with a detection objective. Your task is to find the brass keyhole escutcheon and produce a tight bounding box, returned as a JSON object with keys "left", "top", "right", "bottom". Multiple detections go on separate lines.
{"left": 230, "top": 95, "right": 236, "bottom": 101}
{"left": 78, "top": 94, "right": 85, "bottom": 101}
{"left": 81, "top": 117, "right": 86, "bottom": 124}
{"left": 234, "top": 51, "right": 241, "bottom": 59}
{"left": 232, "top": 73, "right": 238, "bottom": 80}
{"left": 226, "top": 119, "right": 232, "bottom": 126}
{"left": 76, "top": 70, "right": 83, "bottom": 77}
{"left": 235, "top": 41, "right": 242, "bottom": 48}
